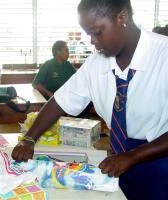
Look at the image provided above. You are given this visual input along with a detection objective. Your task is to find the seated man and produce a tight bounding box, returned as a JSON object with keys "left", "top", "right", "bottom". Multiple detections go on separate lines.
{"left": 33, "top": 40, "right": 76, "bottom": 100}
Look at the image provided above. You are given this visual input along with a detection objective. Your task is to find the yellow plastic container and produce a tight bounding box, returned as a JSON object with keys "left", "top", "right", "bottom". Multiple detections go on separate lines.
{"left": 19, "top": 112, "right": 61, "bottom": 147}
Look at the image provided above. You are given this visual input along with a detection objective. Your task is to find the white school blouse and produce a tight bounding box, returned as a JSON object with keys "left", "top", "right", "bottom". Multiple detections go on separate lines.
{"left": 54, "top": 29, "right": 168, "bottom": 142}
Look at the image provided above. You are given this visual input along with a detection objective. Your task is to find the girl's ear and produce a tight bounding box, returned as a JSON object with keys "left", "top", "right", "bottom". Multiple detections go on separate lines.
{"left": 116, "top": 9, "right": 129, "bottom": 27}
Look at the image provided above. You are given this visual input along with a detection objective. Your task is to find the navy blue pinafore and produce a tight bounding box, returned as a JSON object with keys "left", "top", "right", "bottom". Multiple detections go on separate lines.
{"left": 119, "top": 138, "right": 168, "bottom": 200}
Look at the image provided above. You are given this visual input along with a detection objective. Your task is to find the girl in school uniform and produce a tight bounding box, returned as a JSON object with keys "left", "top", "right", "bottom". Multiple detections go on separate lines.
{"left": 12, "top": 0, "right": 168, "bottom": 199}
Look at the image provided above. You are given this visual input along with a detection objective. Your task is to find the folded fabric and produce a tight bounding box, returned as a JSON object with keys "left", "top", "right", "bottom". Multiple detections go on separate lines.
{"left": 0, "top": 151, "right": 118, "bottom": 193}
{"left": 0, "top": 151, "right": 36, "bottom": 194}
{"left": 0, "top": 182, "right": 48, "bottom": 200}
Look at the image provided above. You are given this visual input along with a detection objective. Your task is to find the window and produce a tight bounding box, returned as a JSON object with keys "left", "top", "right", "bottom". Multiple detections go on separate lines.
{"left": 0, "top": 0, "right": 33, "bottom": 64}
{"left": 37, "top": 0, "right": 93, "bottom": 64}
{"left": 0, "top": 0, "right": 168, "bottom": 67}
{"left": 132, "top": 0, "right": 168, "bottom": 29}
{"left": 157, "top": 0, "right": 168, "bottom": 26}
{"left": 132, "top": 0, "right": 156, "bottom": 30}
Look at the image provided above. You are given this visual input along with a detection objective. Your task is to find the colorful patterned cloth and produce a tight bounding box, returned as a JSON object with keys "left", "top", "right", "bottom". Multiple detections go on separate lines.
{"left": 0, "top": 151, "right": 118, "bottom": 194}
{"left": 0, "top": 182, "right": 48, "bottom": 200}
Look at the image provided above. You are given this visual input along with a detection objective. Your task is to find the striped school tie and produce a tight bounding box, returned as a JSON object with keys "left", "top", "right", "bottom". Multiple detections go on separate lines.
{"left": 110, "top": 69, "right": 136, "bottom": 153}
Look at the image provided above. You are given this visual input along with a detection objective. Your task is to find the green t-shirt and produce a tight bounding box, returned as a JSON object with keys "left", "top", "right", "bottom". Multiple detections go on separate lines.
{"left": 33, "top": 58, "right": 76, "bottom": 93}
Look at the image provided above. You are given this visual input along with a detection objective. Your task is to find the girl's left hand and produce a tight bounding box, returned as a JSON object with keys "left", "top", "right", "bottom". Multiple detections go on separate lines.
{"left": 99, "top": 151, "right": 136, "bottom": 177}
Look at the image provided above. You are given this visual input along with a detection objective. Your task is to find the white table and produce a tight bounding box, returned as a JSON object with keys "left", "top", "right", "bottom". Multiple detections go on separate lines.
{"left": 0, "top": 133, "right": 127, "bottom": 200}
{"left": 48, "top": 188, "right": 126, "bottom": 200}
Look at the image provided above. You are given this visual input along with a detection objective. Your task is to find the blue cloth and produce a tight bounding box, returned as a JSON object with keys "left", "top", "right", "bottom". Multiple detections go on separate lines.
{"left": 119, "top": 138, "right": 168, "bottom": 200}
{"left": 110, "top": 69, "right": 136, "bottom": 153}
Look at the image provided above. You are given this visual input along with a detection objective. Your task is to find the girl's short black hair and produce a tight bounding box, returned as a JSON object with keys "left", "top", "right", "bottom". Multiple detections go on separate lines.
{"left": 78, "top": 0, "right": 133, "bottom": 19}
{"left": 52, "top": 40, "right": 66, "bottom": 57}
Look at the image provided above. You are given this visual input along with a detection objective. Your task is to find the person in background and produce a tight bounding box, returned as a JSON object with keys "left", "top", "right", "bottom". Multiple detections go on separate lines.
{"left": 152, "top": 24, "right": 168, "bottom": 36}
{"left": 12, "top": 0, "right": 168, "bottom": 199}
{"left": 32, "top": 40, "right": 76, "bottom": 100}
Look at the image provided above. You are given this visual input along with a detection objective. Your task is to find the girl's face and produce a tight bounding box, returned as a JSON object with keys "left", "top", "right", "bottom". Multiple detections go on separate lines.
{"left": 79, "top": 11, "right": 127, "bottom": 57}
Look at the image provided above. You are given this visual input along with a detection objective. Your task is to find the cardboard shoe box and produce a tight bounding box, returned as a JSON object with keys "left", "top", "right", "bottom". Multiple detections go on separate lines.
{"left": 59, "top": 117, "right": 101, "bottom": 148}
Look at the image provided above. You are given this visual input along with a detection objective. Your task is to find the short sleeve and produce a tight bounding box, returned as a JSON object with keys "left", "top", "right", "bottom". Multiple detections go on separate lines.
{"left": 54, "top": 63, "right": 91, "bottom": 116}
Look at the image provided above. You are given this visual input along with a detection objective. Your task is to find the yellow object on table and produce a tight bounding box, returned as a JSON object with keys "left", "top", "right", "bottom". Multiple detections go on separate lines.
{"left": 19, "top": 112, "right": 60, "bottom": 146}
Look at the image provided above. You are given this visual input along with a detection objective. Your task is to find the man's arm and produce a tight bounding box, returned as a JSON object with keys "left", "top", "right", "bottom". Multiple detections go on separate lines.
{"left": 33, "top": 83, "right": 53, "bottom": 99}
{"left": 32, "top": 62, "right": 52, "bottom": 99}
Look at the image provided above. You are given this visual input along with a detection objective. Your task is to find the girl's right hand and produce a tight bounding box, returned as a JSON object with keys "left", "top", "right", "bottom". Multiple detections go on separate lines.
{"left": 11, "top": 140, "right": 35, "bottom": 162}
